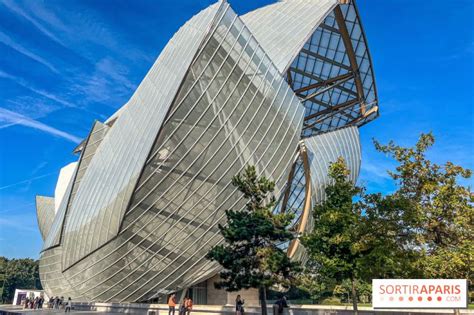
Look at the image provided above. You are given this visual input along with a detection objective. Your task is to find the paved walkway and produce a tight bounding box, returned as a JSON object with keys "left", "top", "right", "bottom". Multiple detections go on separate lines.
{"left": 0, "top": 305, "right": 122, "bottom": 315}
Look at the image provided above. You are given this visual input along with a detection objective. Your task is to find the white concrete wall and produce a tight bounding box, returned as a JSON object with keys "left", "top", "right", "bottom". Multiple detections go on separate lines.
{"left": 72, "top": 302, "right": 473, "bottom": 315}
{"left": 54, "top": 162, "right": 77, "bottom": 213}
{"left": 12, "top": 289, "right": 47, "bottom": 305}
{"left": 206, "top": 274, "right": 259, "bottom": 306}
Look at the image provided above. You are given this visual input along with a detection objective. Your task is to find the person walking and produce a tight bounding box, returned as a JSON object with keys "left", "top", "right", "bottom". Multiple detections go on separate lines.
{"left": 179, "top": 297, "right": 187, "bottom": 315}
{"left": 185, "top": 297, "right": 193, "bottom": 315}
{"left": 168, "top": 294, "right": 177, "bottom": 315}
{"left": 235, "top": 295, "right": 244, "bottom": 315}
{"left": 273, "top": 296, "right": 288, "bottom": 315}
{"left": 65, "top": 297, "right": 72, "bottom": 313}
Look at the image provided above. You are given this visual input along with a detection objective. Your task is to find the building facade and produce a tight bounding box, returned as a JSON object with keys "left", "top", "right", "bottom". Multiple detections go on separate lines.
{"left": 36, "top": 0, "right": 378, "bottom": 303}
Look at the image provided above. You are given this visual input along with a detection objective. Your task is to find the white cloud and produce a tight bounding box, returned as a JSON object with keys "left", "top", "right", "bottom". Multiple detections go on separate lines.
{"left": 73, "top": 58, "right": 136, "bottom": 104}
{"left": 5, "top": 98, "right": 61, "bottom": 122}
{"left": 0, "top": 107, "right": 81, "bottom": 143}
{"left": 360, "top": 161, "right": 392, "bottom": 180}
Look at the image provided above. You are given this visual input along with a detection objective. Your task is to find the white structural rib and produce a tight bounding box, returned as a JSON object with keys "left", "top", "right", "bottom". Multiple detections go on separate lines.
{"left": 54, "top": 162, "right": 77, "bottom": 213}
{"left": 59, "top": 2, "right": 223, "bottom": 270}
{"left": 42, "top": 164, "right": 77, "bottom": 250}
{"left": 36, "top": 196, "right": 55, "bottom": 240}
{"left": 241, "top": 0, "right": 337, "bottom": 73}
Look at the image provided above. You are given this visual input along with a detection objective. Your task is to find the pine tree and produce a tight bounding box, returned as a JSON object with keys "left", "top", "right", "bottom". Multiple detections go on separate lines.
{"left": 207, "top": 166, "right": 300, "bottom": 315}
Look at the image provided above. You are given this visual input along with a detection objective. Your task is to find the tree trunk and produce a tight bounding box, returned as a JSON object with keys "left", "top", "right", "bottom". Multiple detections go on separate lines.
{"left": 259, "top": 286, "right": 268, "bottom": 315}
{"left": 351, "top": 277, "right": 358, "bottom": 315}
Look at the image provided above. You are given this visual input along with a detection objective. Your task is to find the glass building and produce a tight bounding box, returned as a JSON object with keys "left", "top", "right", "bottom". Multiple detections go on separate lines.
{"left": 36, "top": 0, "right": 378, "bottom": 303}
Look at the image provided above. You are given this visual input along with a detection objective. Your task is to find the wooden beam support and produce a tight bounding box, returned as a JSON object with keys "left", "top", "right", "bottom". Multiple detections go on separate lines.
{"left": 287, "top": 143, "right": 312, "bottom": 259}
{"left": 333, "top": 5, "right": 366, "bottom": 114}
{"left": 287, "top": 69, "right": 293, "bottom": 88}
{"left": 345, "top": 105, "right": 379, "bottom": 127}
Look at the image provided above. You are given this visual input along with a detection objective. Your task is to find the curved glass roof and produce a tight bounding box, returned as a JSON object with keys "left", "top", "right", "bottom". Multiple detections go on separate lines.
{"left": 244, "top": 0, "right": 379, "bottom": 137}
{"left": 291, "top": 1, "right": 378, "bottom": 137}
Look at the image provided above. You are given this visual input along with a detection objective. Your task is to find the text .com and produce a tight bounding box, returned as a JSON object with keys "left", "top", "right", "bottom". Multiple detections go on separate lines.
{"left": 372, "top": 279, "right": 467, "bottom": 309}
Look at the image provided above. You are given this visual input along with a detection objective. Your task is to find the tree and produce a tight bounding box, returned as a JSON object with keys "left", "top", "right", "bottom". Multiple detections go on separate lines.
{"left": 351, "top": 172, "right": 432, "bottom": 280}
{"left": 374, "top": 132, "right": 474, "bottom": 280}
{"left": 206, "top": 166, "right": 300, "bottom": 315}
{"left": 0, "top": 257, "right": 42, "bottom": 303}
{"left": 296, "top": 268, "right": 335, "bottom": 304}
{"left": 299, "top": 132, "right": 473, "bottom": 309}
{"left": 300, "top": 157, "right": 365, "bottom": 313}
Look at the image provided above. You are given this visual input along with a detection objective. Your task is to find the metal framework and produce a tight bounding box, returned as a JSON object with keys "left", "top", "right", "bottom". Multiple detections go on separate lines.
{"left": 279, "top": 126, "right": 362, "bottom": 262}
{"left": 282, "top": 0, "right": 378, "bottom": 137}
{"left": 36, "top": 0, "right": 378, "bottom": 304}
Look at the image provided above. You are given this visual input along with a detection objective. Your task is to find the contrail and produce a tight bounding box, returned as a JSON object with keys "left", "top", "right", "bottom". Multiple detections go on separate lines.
{"left": 0, "top": 171, "right": 57, "bottom": 191}
{"left": 0, "top": 107, "right": 82, "bottom": 143}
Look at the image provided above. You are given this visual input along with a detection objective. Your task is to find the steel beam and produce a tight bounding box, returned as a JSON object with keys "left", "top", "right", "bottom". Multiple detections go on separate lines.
{"left": 294, "top": 72, "right": 353, "bottom": 94}
{"left": 300, "top": 48, "right": 352, "bottom": 71}
{"left": 280, "top": 157, "right": 298, "bottom": 215}
{"left": 299, "top": 73, "right": 354, "bottom": 101}
{"left": 303, "top": 98, "right": 359, "bottom": 122}
{"left": 290, "top": 67, "right": 357, "bottom": 97}
{"left": 303, "top": 101, "right": 362, "bottom": 132}
{"left": 319, "top": 23, "right": 340, "bottom": 34}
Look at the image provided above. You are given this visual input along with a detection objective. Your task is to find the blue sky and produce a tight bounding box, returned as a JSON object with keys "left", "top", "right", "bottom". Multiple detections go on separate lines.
{"left": 0, "top": 0, "right": 472, "bottom": 259}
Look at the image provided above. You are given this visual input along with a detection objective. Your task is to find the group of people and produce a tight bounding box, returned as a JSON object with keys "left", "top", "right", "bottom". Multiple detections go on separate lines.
{"left": 168, "top": 294, "right": 193, "bottom": 315}
{"left": 22, "top": 295, "right": 73, "bottom": 312}
{"left": 168, "top": 293, "right": 287, "bottom": 315}
{"left": 41, "top": 296, "right": 73, "bottom": 312}
{"left": 22, "top": 296, "right": 45, "bottom": 309}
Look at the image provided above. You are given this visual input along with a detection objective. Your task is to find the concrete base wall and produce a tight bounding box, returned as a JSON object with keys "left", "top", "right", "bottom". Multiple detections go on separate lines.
{"left": 206, "top": 274, "right": 259, "bottom": 306}
{"left": 72, "top": 302, "right": 473, "bottom": 315}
